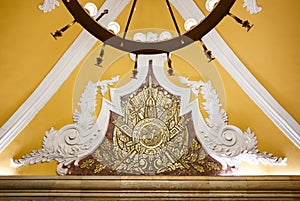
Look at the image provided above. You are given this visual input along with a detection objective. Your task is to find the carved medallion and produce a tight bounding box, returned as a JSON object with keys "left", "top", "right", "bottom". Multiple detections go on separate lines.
{"left": 65, "top": 72, "right": 226, "bottom": 176}
{"left": 92, "top": 76, "right": 190, "bottom": 174}
{"left": 13, "top": 55, "right": 286, "bottom": 176}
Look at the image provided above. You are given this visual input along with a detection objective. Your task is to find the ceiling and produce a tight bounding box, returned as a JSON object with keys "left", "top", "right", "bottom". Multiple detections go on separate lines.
{"left": 0, "top": 0, "right": 299, "bottom": 175}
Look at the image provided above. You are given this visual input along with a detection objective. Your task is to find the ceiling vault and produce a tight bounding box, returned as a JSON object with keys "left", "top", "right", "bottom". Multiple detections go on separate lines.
{"left": 0, "top": 0, "right": 299, "bottom": 154}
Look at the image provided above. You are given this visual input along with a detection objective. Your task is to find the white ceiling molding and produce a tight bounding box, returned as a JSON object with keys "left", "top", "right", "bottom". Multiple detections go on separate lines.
{"left": 0, "top": 30, "right": 97, "bottom": 153}
{"left": 1, "top": 0, "right": 298, "bottom": 155}
{"left": 0, "top": 0, "right": 131, "bottom": 153}
{"left": 170, "top": 0, "right": 300, "bottom": 149}
{"left": 12, "top": 76, "right": 120, "bottom": 175}
{"left": 170, "top": 0, "right": 204, "bottom": 23}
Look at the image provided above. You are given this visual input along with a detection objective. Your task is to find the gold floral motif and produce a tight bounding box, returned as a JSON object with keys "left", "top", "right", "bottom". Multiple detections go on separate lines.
{"left": 158, "top": 139, "right": 220, "bottom": 174}
{"left": 192, "top": 164, "right": 205, "bottom": 173}
{"left": 93, "top": 77, "right": 189, "bottom": 174}
{"left": 206, "top": 161, "right": 221, "bottom": 171}
{"left": 192, "top": 139, "right": 201, "bottom": 151}
{"left": 80, "top": 159, "right": 94, "bottom": 169}
{"left": 91, "top": 77, "right": 221, "bottom": 175}
{"left": 94, "top": 164, "right": 107, "bottom": 174}
{"left": 156, "top": 162, "right": 185, "bottom": 174}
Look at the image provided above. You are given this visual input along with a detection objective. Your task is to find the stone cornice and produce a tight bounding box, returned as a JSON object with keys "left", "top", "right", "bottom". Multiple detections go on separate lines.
{"left": 0, "top": 176, "right": 299, "bottom": 199}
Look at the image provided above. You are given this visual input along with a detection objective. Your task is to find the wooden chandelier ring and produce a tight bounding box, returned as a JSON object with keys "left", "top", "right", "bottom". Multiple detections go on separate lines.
{"left": 62, "top": 0, "right": 236, "bottom": 54}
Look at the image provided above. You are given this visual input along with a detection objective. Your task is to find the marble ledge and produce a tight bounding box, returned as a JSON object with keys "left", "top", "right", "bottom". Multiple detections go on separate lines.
{"left": 0, "top": 176, "right": 299, "bottom": 200}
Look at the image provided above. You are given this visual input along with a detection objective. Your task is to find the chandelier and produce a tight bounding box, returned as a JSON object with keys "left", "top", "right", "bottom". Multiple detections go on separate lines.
{"left": 52, "top": 0, "right": 253, "bottom": 70}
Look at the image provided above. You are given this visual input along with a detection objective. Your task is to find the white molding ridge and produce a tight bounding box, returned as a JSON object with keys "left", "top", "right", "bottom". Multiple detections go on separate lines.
{"left": 0, "top": 30, "right": 97, "bottom": 153}
{"left": 204, "top": 32, "right": 300, "bottom": 148}
{"left": 170, "top": 0, "right": 300, "bottom": 148}
{"left": 0, "top": 0, "right": 131, "bottom": 153}
{"left": 1, "top": 0, "right": 298, "bottom": 155}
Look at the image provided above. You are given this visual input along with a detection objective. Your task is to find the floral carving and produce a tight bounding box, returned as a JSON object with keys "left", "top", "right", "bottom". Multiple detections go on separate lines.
{"left": 12, "top": 76, "right": 119, "bottom": 175}
{"left": 179, "top": 77, "right": 287, "bottom": 171}
{"left": 38, "top": 0, "right": 60, "bottom": 13}
{"left": 12, "top": 57, "right": 286, "bottom": 175}
{"left": 205, "top": 0, "right": 262, "bottom": 14}
{"left": 243, "top": 0, "right": 262, "bottom": 14}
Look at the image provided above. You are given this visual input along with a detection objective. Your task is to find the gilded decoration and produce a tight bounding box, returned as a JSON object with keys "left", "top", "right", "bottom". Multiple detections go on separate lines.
{"left": 68, "top": 76, "right": 224, "bottom": 176}
{"left": 13, "top": 55, "right": 286, "bottom": 175}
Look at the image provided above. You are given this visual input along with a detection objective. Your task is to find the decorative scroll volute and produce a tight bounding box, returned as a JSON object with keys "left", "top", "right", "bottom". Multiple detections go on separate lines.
{"left": 12, "top": 77, "right": 119, "bottom": 175}
{"left": 12, "top": 55, "right": 285, "bottom": 175}
{"left": 180, "top": 77, "right": 286, "bottom": 170}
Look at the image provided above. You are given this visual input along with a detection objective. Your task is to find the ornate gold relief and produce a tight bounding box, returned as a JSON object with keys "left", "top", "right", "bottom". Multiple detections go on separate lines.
{"left": 94, "top": 76, "right": 190, "bottom": 174}
{"left": 68, "top": 76, "right": 223, "bottom": 176}
{"left": 12, "top": 57, "right": 286, "bottom": 176}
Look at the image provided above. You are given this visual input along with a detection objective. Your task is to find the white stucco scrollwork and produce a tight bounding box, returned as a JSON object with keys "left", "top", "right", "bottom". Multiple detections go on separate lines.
{"left": 12, "top": 54, "right": 286, "bottom": 175}
{"left": 170, "top": 0, "right": 300, "bottom": 149}
{"left": 180, "top": 77, "right": 287, "bottom": 171}
{"left": 243, "top": 0, "right": 262, "bottom": 14}
{"left": 12, "top": 76, "right": 119, "bottom": 175}
{"left": 38, "top": 0, "right": 60, "bottom": 13}
{"left": 205, "top": 0, "right": 262, "bottom": 14}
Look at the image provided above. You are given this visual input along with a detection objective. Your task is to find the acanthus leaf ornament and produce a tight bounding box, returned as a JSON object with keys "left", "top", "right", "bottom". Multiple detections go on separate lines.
{"left": 97, "top": 76, "right": 120, "bottom": 96}
{"left": 73, "top": 76, "right": 119, "bottom": 131}
{"left": 205, "top": 0, "right": 262, "bottom": 14}
{"left": 243, "top": 0, "right": 262, "bottom": 14}
{"left": 38, "top": 0, "right": 60, "bottom": 13}
{"left": 12, "top": 76, "right": 119, "bottom": 175}
{"left": 178, "top": 76, "right": 203, "bottom": 96}
{"left": 12, "top": 54, "right": 286, "bottom": 175}
{"left": 179, "top": 76, "right": 287, "bottom": 171}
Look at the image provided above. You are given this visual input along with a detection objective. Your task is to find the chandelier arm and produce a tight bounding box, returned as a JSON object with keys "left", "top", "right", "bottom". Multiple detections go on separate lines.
{"left": 122, "top": 0, "right": 138, "bottom": 40}
{"left": 166, "top": 0, "right": 181, "bottom": 36}
{"left": 62, "top": 0, "right": 235, "bottom": 54}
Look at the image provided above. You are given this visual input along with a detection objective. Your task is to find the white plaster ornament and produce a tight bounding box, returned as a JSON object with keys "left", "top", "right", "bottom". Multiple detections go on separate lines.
{"left": 12, "top": 76, "right": 119, "bottom": 175}
{"left": 205, "top": 0, "right": 262, "bottom": 14}
{"left": 38, "top": 0, "right": 60, "bottom": 13}
{"left": 243, "top": 0, "right": 262, "bottom": 14}
{"left": 179, "top": 77, "right": 286, "bottom": 169}
{"left": 3, "top": 0, "right": 296, "bottom": 157}
{"left": 170, "top": 0, "right": 299, "bottom": 149}
{"left": 0, "top": 0, "right": 131, "bottom": 153}
{"left": 12, "top": 56, "right": 286, "bottom": 175}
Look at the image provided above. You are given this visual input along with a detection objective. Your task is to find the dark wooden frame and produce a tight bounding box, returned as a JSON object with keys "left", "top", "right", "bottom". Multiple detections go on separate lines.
{"left": 62, "top": 0, "right": 236, "bottom": 54}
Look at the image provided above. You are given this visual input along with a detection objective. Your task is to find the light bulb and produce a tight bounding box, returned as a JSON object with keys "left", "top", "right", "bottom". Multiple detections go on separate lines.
{"left": 107, "top": 21, "right": 120, "bottom": 34}
{"left": 184, "top": 18, "right": 197, "bottom": 31}
{"left": 84, "top": 2, "right": 98, "bottom": 17}
{"left": 205, "top": 0, "right": 220, "bottom": 12}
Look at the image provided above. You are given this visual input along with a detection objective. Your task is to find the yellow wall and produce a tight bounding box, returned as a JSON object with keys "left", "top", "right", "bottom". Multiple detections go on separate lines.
{"left": 0, "top": 0, "right": 299, "bottom": 175}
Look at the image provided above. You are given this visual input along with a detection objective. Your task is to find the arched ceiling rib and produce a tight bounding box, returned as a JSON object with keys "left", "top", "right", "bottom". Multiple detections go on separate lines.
{"left": 0, "top": 0, "right": 299, "bottom": 152}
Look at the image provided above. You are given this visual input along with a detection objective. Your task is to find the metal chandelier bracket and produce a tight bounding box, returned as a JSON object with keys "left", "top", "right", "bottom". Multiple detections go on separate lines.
{"left": 62, "top": 0, "right": 236, "bottom": 54}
